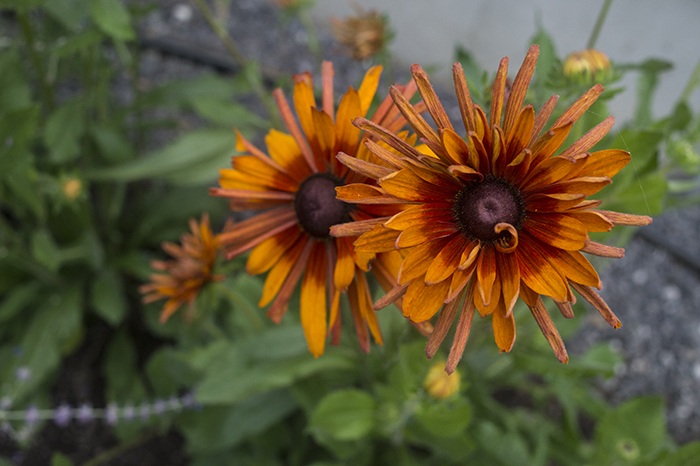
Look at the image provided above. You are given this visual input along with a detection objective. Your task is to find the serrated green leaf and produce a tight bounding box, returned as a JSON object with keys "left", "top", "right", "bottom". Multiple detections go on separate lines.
{"left": 90, "top": 267, "right": 127, "bottom": 325}
{"left": 86, "top": 129, "right": 237, "bottom": 183}
{"left": 44, "top": 99, "right": 86, "bottom": 163}
{"left": 90, "top": 0, "right": 135, "bottom": 41}
{"left": 310, "top": 389, "right": 375, "bottom": 441}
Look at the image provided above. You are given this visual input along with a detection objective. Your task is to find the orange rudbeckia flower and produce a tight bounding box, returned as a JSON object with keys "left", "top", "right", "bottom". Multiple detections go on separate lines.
{"left": 140, "top": 213, "right": 226, "bottom": 323}
{"left": 210, "top": 62, "right": 429, "bottom": 357}
{"left": 334, "top": 45, "right": 652, "bottom": 372}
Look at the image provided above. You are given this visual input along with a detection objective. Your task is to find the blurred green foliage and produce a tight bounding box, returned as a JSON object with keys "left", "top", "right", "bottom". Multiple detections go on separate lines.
{"left": 1, "top": 1, "right": 700, "bottom": 465}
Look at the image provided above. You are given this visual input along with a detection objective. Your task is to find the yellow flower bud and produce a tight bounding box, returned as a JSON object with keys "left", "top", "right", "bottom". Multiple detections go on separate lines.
{"left": 563, "top": 49, "right": 611, "bottom": 84}
{"left": 423, "top": 361, "right": 461, "bottom": 400}
{"left": 61, "top": 178, "right": 82, "bottom": 201}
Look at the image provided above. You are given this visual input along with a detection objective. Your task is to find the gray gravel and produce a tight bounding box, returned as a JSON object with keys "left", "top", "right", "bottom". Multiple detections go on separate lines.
{"left": 139, "top": 0, "right": 700, "bottom": 445}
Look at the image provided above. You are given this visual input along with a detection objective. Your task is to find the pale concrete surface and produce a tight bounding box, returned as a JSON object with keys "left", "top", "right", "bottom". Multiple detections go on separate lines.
{"left": 312, "top": 0, "right": 700, "bottom": 121}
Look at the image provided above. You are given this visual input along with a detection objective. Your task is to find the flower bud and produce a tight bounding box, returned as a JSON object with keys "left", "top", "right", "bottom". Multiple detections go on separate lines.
{"left": 563, "top": 49, "right": 611, "bottom": 84}
{"left": 423, "top": 361, "right": 461, "bottom": 400}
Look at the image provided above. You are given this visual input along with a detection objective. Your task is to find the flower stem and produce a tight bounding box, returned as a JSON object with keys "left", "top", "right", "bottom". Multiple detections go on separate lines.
{"left": 680, "top": 58, "right": 700, "bottom": 102}
{"left": 193, "top": 0, "right": 282, "bottom": 129}
{"left": 586, "top": 0, "right": 614, "bottom": 49}
{"left": 216, "top": 283, "right": 265, "bottom": 331}
{"left": 17, "top": 11, "right": 55, "bottom": 111}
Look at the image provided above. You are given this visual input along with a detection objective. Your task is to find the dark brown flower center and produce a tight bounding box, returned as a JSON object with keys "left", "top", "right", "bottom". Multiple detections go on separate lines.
{"left": 295, "top": 173, "right": 351, "bottom": 239}
{"left": 454, "top": 176, "right": 525, "bottom": 243}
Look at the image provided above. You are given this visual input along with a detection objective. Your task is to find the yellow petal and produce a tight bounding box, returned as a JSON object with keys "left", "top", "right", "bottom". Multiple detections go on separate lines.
{"left": 300, "top": 242, "right": 327, "bottom": 357}
{"left": 403, "top": 275, "right": 451, "bottom": 322}
{"left": 492, "top": 299, "right": 515, "bottom": 353}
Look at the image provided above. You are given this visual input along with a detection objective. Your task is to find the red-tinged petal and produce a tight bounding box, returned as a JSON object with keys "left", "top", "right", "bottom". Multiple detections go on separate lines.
{"left": 582, "top": 239, "right": 625, "bottom": 258}
{"left": 390, "top": 85, "right": 441, "bottom": 149}
{"left": 533, "top": 240, "right": 602, "bottom": 289}
{"left": 247, "top": 226, "right": 302, "bottom": 275}
{"left": 380, "top": 168, "right": 457, "bottom": 203}
{"left": 570, "top": 210, "right": 614, "bottom": 233}
{"left": 425, "top": 289, "right": 462, "bottom": 359}
{"left": 311, "top": 107, "right": 335, "bottom": 170}
{"left": 446, "top": 281, "right": 477, "bottom": 373}
{"left": 385, "top": 203, "right": 455, "bottom": 230}
{"left": 503, "top": 44, "right": 538, "bottom": 134}
{"left": 374, "top": 282, "right": 408, "bottom": 310}
{"left": 354, "top": 272, "right": 383, "bottom": 346}
{"left": 595, "top": 210, "right": 653, "bottom": 226}
{"left": 452, "top": 62, "right": 477, "bottom": 134}
{"left": 538, "top": 176, "right": 612, "bottom": 197}
{"left": 529, "top": 122, "right": 573, "bottom": 167}
{"left": 497, "top": 250, "right": 520, "bottom": 317}
{"left": 398, "top": 235, "right": 456, "bottom": 284}
{"left": 505, "top": 105, "right": 535, "bottom": 163}
{"left": 447, "top": 261, "right": 476, "bottom": 302}
{"left": 224, "top": 156, "right": 299, "bottom": 192}
{"left": 354, "top": 117, "right": 427, "bottom": 162}
{"left": 396, "top": 223, "right": 458, "bottom": 248}
{"left": 529, "top": 298, "right": 568, "bottom": 363}
{"left": 354, "top": 224, "right": 401, "bottom": 253}
{"left": 476, "top": 246, "right": 497, "bottom": 306}
{"left": 491, "top": 125, "right": 506, "bottom": 176}
{"left": 521, "top": 155, "right": 579, "bottom": 192}
{"left": 336, "top": 183, "right": 403, "bottom": 205}
{"left": 516, "top": 234, "right": 569, "bottom": 301}
{"left": 473, "top": 271, "right": 501, "bottom": 317}
{"left": 492, "top": 300, "right": 515, "bottom": 353}
{"left": 361, "top": 138, "right": 404, "bottom": 169}
{"left": 570, "top": 281, "right": 622, "bottom": 329}
{"left": 321, "top": 61, "right": 334, "bottom": 116}
{"left": 458, "top": 239, "right": 481, "bottom": 270}
{"left": 403, "top": 274, "right": 451, "bottom": 322}
{"left": 525, "top": 193, "right": 587, "bottom": 213}
{"left": 528, "top": 95, "right": 559, "bottom": 148}
{"left": 404, "top": 158, "right": 464, "bottom": 192}
{"left": 300, "top": 242, "right": 327, "bottom": 357}
{"left": 219, "top": 207, "right": 296, "bottom": 252}
{"left": 574, "top": 149, "right": 631, "bottom": 178}
{"left": 519, "top": 280, "right": 540, "bottom": 307}
{"left": 560, "top": 115, "right": 615, "bottom": 158}
{"left": 503, "top": 149, "right": 532, "bottom": 184}
{"left": 552, "top": 84, "right": 604, "bottom": 128}
{"left": 425, "top": 234, "right": 470, "bottom": 285}
{"left": 273, "top": 88, "right": 317, "bottom": 173}
{"left": 555, "top": 300, "right": 575, "bottom": 319}
{"left": 336, "top": 152, "right": 393, "bottom": 180}
{"left": 259, "top": 234, "right": 309, "bottom": 307}
{"left": 524, "top": 212, "right": 587, "bottom": 251}
{"left": 412, "top": 64, "right": 454, "bottom": 131}
{"left": 490, "top": 57, "right": 509, "bottom": 128}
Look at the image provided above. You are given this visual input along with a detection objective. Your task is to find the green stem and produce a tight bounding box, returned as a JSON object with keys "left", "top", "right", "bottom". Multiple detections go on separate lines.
{"left": 298, "top": 9, "right": 323, "bottom": 67}
{"left": 216, "top": 283, "right": 265, "bottom": 331}
{"left": 193, "top": 0, "right": 282, "bottom": 129}
{"left": 680, "top": 58, "right": 700, "bottom": 102}
{"left": 586, "top": 0, "right": 614, "bottom": 49}
{"left": 17, "top": 11, "right": 55, "bottom": 111}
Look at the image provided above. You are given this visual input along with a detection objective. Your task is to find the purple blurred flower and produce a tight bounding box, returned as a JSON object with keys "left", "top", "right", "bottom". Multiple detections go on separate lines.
{"left": 1, "top": 396, "right": 11, "bottom": 410}
{"left": 24, "top": 405, "right": 40, "bottom": 426}
{"left": 153, "top": 399, "right": 166, "bottom": 416}
{"left": 15, "top": 366, "right": 31, "bottom": 382}
{"left": 76, "top": 404, "right": 93, "bottom": 424}
{"left": 122, "top": 403, "right": 135, "bottom": 422}
{"left": 105, "top": 403, "right": 119, "bottom": 425}
{"left": 54, "top": 404, "right": 72, "bottom": 427}
{"left": 139, "top": 403, "right": 150, "bottom": 422}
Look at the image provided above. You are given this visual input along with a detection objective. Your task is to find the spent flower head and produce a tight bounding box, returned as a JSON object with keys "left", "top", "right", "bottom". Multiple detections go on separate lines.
{"left": 331, "top": 7, "right": 390, "bottom": 61}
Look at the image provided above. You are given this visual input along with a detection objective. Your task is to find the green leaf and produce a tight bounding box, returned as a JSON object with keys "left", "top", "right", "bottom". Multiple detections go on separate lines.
{"left": 191, "top": 97, "right": 268, "bottom": 130}
{"left": 179, "top": 390, "right": 297, "bottom": 452}
{"left": 0, "top": 0, "right": 48, "bottom": 9}
{"left": 666, "top": 137, "right": 700, "bottom": 174}
{"left": 414, "top": 400, "right": 471, "bottom": 438}
{"left": 607, "top": 173, "right": 667, "bottom": 215}
{"left": 90, "top": 267, "right": 128, "bottom": 325}
{"left": 89, "top": 123, "right": 136, "bottom": 162}
{"left": 89, "top": 0, "right": 135, "bottom": 41}
{"left": 594, "top": 396, "right": 666, "bottom": 463}
{"left": 86, "top": 129, "right": 237, "bottom": 183}
{"left": 138, "top": 74, "right": 241, "bottom": 109}
{"left": 0, "top": 49, "right": 33, "bottom": 111}
{"left": 0, "top": 280, "right": 43, "bottom": 323}
{"left": 103, "top": 329, "right": 146, "bottom": 402}
{"left": 51, "top": 452, "right": 75, "bottom": 466}
{"left": 31, "top": 230, "right": 61, "bottom": 272}
{"left": 310, "top": 389, "right": 376, "bottom": 441}
{"left": 662, "top": 442, "right": 700, "bottom": 466}
{"left": 633, "top": 59, "right": 673, "bottom": 126}
{"left": 44, "top": 0, "right": 88, "bottom": 32}
{"left": 54, "top": 29, "right": 104, "bottom": 59}
{"left": 44, "top": 99, "right": 86, "bottom": 164}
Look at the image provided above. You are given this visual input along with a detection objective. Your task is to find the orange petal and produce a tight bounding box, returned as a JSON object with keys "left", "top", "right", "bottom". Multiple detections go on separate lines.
{"left": 452, "top": 62, "right": 477, "bottom": 134}
{"left": 516, "top": 234, "right": 569, "bottom": 301}
{"left": 560, "top": 115, "right": 615, "bottom": 158}
{"left": 552, "top": 84, "right": 604, "bottom": 128}
{"left": 259, "top": 234, "right": 308, "bottom": 307}
{"left": 265, "top": 129, "right": 312, "bottom": 181}
{"left": 445, "top": 281, "right": 477, "bottom": 373}
{"left": 380, "top": 168, "right": 457, "bottom": 203}
{"left": 300, "top": 242, "right": 328, "bottom": 357}
{"left": 385, "top": 202, "right": 454, "bottom": 230}
{"left": 528, "top": 95, "right": 558, "bottom": 148}
{"left": 336, "top": 183, "right": 404, "bottom": 205}
{"left": 354, "top": 224, "right": 401, "bottom": 253}
{"left": 476, "top": 246, "right": 497, "bottom": 306}
{"left": 595, "top": 210, "right": 653, "bottom": 226}
{"left": 569, "top": 211, "right": 614, "bottom": 233}
{"left": 581, "top": 239, "right": 625, "bottom": 258}
{"left": 389, "top": 85, "right": 441, "bottom": 149}
{"left": 524, "top": 213, "right": 588, "bottom": 251}
{"left": 403, "top": 274, "right": 451, "bottom": 322}
{"left": 357, "top": 65, "right": 381, "bottom": 115}
{"left": 425, "top": 289, "right": 462, "bottom": 359}
{"left": 473, "top": 271, "right": 501, "bottom": 317}
{"left": 398, "top": 235, "right": 455, "bottom": 284}
{"left": 496, "top": 250, "right": 520, "bottom": 317}
{"left": 247, "top": 226, "right": 302, "bottom": 275}
{"left": 525, "top": 193, "right": 587, "bottom": 213}
{"left": 492, "top": 300, "right": 515, "bottom": 353}
{"left": 505, "top": 105, "right": 535, "bottom": 165}
{"left": 333, "top": 86, "right": 363, "bottom": 166}
{"left": 425, "top": 234, "right": 470, "bottom": 285}
{"left": 570, "top": 281, "right": 621, "bottom": 329}
{"left": 396, "top": 222, "right": 458, "bottom": 248}
{"left": 273, "top": 88, "right": 317, "bottom": 173}
{"left": 333, "top": 236, "right": 356, "bottom": 291}
{"left": 266, "top": 238, "right": 315, "bottom": 323}
{"left": 503, "top": 44, "right": 538, "bottom": 134}
{"left": 490, "top": 57, "right": 509, "bottom": 128}
{"left": 575, "top": 149, "right": 630, "bottom": 178}
{"left": 411, "top": 64, "right": 454, "bottom": 131}
{"left": 529, "top": 298, "right": 568, "bottom": 363}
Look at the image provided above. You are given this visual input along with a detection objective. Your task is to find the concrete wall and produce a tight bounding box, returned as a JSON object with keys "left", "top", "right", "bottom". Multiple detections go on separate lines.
{"left": 312, "top": 0, "right": 700, "bottom": 122}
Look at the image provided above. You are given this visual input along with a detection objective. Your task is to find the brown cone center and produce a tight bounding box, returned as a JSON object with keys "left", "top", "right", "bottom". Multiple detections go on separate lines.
{"left": 295, "top": 173, "right": 350, "bottom": 239}
{"left": 454, "top": 176, "right": 524, "bottom": 243}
